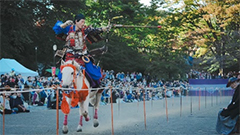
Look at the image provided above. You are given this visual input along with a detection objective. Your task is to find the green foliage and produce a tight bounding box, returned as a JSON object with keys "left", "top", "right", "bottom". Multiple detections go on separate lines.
{"left": 2, "top": 0, "right": 238, "bottom": 79}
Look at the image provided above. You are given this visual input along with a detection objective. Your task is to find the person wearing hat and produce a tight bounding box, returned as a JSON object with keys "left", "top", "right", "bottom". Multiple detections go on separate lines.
{"left": 216, "top": 77, "right": 240, "bottom": 134}
{"left": 9, "top": 68, "right": 15, "bottom": 77}
{"left": 237, "top": 71, "right": 240, "bottom": 83}
{"left": 53, "top": 13, "right": 110, "bottom": 65}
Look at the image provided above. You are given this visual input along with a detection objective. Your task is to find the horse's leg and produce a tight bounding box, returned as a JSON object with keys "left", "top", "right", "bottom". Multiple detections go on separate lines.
{"left": 77, "top": 102, "right": 83, "bottom": 132}
{"left": 93, "top": 91, "right": 102, "bottom": 127}
{"left": 62, "top": 97, "right": 71, "bottom": 134}
{"left": 82, "top": 94, "right": 90, "bottom": 121}
{"left": 77, "top": 95, "right": 90, "bottom": 132}
{"left": 62, "top": 115, "right": 68, "bottom": 134}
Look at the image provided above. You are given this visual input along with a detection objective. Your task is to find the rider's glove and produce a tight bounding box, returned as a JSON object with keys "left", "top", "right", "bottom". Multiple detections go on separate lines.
{"left": 60, "top": 20, "right": 73, "bottom": 28}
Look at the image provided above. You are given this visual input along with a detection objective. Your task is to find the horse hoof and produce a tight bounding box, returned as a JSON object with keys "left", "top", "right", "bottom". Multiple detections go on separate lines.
{"left": 77, "top": 125, "right": 82, "bottom": 132}
{"left": 62, "top": 125, "right": 68, "bottom": 134}
{"left": 93, "top": 119, "right": 99, "bottom": 127}
{"left": 94, "top": 122, "right": 99, "bottom": 127}
{"left": 77, "top": 128, "right": 82, "bottom": 132}
{"left": 62, "top": 130, "right": 68, "bottom": 134}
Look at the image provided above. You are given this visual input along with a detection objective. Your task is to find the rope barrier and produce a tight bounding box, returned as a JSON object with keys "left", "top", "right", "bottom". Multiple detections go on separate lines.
{"left": 0, "top": 85, "right": 188, "bottom": 95}
{"left": 0, "top": 86, "right": 110, "bottom": 94}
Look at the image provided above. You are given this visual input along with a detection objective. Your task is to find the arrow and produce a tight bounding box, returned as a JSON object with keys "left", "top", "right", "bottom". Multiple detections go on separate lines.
{"left": 113, "top": 24, "right": 162, "bottom": 28}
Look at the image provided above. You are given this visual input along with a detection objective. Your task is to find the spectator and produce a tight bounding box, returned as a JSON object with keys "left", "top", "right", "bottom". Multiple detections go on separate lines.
{"left": 32, "top": 90, "right": 44, "bottom": 106}
{"left": 24, "top": 76, "right": 33, "bottom": 89}
{"left": 236, "top": 71, "right": 240, "bottom": 83}
{"left": 216, "top": 77, "right": 240, "bottom": 134}
{"left": 17, "top": 74, "right": 25, "bottom": 89}
{"left": 0, "top": 74, "right": 7, "bottom": 87}
{"left": 6, "top": 76, "right": 18, "bottom": 88}
{"left": 47, "top": 90, "right": 61, "bottom": 109}
{"left": 22, "top": 76, "right": 33, "bottom": 103}
{"left": 0, "top": 93, "right": 16, "bottom": 114}
{"left": 9, "top": 68, "right": 16, "bottom": 76}
{"left": 10, "top": 92, "right": 30, "bottom": 113}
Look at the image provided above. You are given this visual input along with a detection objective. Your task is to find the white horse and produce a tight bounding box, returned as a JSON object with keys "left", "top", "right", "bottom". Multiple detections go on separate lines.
{"left": 60, "top": 59, "right": 103, "bottom": 133}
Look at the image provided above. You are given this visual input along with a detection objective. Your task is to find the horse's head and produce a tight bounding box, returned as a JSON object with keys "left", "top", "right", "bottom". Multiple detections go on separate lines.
{"left": 60, "top": 60, "right": 80, "bottom": 88}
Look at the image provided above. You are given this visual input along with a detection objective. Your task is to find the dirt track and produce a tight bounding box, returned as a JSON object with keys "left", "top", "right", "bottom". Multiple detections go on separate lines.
{"left": 0, "top": 96, "right": 231, "bottom": 135}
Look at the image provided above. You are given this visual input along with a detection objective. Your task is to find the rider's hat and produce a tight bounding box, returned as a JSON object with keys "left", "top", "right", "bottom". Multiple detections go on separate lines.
{"left": 74, "top": 14, "right": 85, "bottom": 22}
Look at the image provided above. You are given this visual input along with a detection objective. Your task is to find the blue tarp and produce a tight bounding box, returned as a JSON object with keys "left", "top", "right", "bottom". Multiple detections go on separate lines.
{"left": 0, "top": 58, "right": 38, "bottom": 77}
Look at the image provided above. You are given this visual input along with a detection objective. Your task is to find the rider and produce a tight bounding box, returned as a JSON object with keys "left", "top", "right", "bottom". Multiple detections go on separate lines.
{"left": 53, "top": 13, "right": 110, "bottom": 87}
{"left": 53, "top": 13, "right": 109, "bottom": 65}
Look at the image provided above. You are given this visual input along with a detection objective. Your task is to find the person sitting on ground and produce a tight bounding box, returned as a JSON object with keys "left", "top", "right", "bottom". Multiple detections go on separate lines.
{"left": 32, "top": 90, "right": 44, "bottom": 106}
{"left": 216, "top": 77, "right": 240, "bottom": 134}
{"left": 0, "top": 93, "right": 16, "bottom": 114}
{"left": 10, "top": 92, "right": 30, "bottom": 113}
{"left": 47, "top": 89, "right": 61, "bottom": 109}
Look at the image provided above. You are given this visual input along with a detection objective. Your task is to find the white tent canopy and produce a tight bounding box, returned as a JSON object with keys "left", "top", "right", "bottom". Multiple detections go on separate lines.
{"left": 0, "top": 58, "right": 38, "bottom": 77}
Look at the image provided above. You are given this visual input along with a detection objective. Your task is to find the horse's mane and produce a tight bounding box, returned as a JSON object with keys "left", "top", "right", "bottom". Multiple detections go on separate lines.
{"left": 61, "top": 59, "right": 80, "bottom": 71}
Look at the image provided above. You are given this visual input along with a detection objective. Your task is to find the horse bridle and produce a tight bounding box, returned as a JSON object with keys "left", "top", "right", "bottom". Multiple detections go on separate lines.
{"left": 60, "top": 63, "right": 77, "bottom": 89}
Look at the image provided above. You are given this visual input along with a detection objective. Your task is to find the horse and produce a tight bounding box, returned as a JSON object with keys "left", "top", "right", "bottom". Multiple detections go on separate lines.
{"left": 60, "top": 59, "right": 103, "bottom": 133}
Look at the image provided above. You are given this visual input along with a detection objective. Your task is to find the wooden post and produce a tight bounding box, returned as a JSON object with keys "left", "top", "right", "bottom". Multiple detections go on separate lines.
{"left": 198, "top": 88, "right": 201, "bottom": 111}
{"left": 164, "top": 86, "right": 169, "bottom": 122}
{"left": 190, "top": 94, "right": 193, "bottom": 115}
{"left": 180, "top": 88, "right": 182, "bottom": 117}
{"left": 56, "top": 87, "right": 59, "bottom": 135}
{"left": 143, "top": 89, "right": 147, "bottom": 129}
{"left": 2, "top": 93, "right": 5, "bottom": 135}
{"left": 205, "top": 87, "right": 207, "bottom": 108}
{"left": 110, "top": 87, "right": 114, "bottom": 135}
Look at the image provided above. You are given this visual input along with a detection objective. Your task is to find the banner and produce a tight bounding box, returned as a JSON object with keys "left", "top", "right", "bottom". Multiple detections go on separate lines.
{"left": 188, "top": 79, "right": 234, "bottom": 96}
{"left": 52, "top": 67, "right": 56, "bottom": 76}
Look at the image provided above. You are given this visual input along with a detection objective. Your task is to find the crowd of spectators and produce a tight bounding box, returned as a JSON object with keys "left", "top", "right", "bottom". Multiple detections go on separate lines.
{"left": 188, "top": 69, "right": 212, "bottom": 79}
{"left": 187, "top": 69, "right": 240, "bottom": 79}
{"left": 98, "top": 70, "right": 189, "bottom": 104}
{"left": 0, "top": 69, "right": 61, "bottom": 114}
{"left": 1, "top": 68, "right": 239, "bottom": 115}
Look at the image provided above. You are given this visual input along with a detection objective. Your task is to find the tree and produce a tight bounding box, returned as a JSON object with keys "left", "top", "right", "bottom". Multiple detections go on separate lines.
{"left": 170, "top": 0, "right": 240, "bottom": 74}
